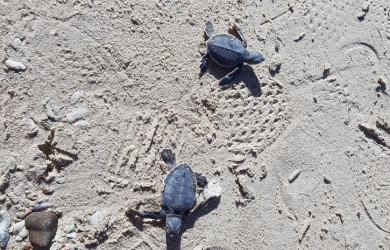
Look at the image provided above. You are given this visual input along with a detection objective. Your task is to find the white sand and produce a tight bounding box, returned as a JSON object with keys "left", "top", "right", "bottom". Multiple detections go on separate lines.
{"left": 1, "top": 0, "right": 390, "bottom": 249}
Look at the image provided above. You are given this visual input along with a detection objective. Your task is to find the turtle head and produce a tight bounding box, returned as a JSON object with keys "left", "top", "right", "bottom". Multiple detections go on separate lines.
{"left": 166, "top": 216, "right": 182, "bottom": 237}
{"left": 243, "top": 50, "right": 265, "bottom": 64}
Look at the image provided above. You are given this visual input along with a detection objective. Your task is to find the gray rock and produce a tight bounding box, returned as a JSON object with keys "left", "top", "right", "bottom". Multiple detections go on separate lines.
{"left": 0, "top": 211, "right": 10, "bottom": 247}
{"left": 30, "top": 202, "right": 54, "bottom": 212}
{"left": 16, "top": 212, "right": 26, "bottom": 219}
{"left": 6, "top": 157, "right": 17, "bottom": 171}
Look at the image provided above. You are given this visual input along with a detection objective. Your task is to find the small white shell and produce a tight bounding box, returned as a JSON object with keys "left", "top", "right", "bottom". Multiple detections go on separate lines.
{"left": 204, "top": 180, "right": 222, "bottom": 199}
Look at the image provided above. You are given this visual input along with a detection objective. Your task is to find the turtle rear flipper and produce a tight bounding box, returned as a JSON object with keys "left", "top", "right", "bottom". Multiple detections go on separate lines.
{"left": 161, "top": 149, "right": 176, "bottom": 170}
{"left": 205, "top": 21, "right": 215, "bottom": 38}
{"left": 195, "top": 173, "right": 208, "bottom": 188}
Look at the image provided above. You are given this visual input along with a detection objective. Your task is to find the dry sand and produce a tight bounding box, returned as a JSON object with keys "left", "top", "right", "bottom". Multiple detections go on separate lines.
{"left": 1, "top": 0, "right": 390, "bottom": 249}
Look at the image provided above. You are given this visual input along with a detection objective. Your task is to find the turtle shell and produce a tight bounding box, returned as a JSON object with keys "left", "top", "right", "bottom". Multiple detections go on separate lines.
{"left": 162, "top": 163, "right": 197, "bottom": 213}
{"left": 207, "top": 34, "right": 245, "bottom": 68}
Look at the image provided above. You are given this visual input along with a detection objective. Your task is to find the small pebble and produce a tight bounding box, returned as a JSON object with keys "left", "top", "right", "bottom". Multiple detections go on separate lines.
{"left": 288, "top": 169, "right": 301, "bottom": 183}
{"left": 361, "top": 2, "right": 369, "bottom": 12}
{"left": 26, "top": 118, "right": 37, "bottom": 131}
{"left": 255, "top": 29, "right": 267, "bottom": 40}
{"left": 25, "top": 208, "right": 32, "bottom": 215}
{"left": 12, "top": 38, "right": 22, "bottom": 48}
{"left": 5, "top": 59, "right": 26, "bottom": 70}
{"left": 7, "top": 157, "right": 17, "bottom": 171}
{"left": 275, "top": 41, "right": 280, "bottom": 52}
{"left": 22, "top": 245, "right": 31, "bottom": 250}
{"left": 11, "top": 220, "right": 25, "bottom": 234}
{"left": 25, "top": 212, "right": 58, "bottom": 248}
{"left": 70, "top": 91, "right": 84, "bottom": 105}
{"left": 55, "top": 177, "right": 65, "bottom": 184}
{"left": 15, "top": 235, "right": 23, "bottom": 242}
{"left": 40, "top": 119, "right": 52, "bottom": 130}
{"left": 50, "top": 242, "right": 61, "bottom": 250}
{"left": 90, "top": 211, "right": 105, "bottom": 226}
{"left": 66, "top": 105, "right": 89, "bottom": 123}
{"left": 42, "top": 187, "right": 54, "bottom": 195}
{"left": 357, "top": 11, "right": 366, "bottom": 18}
{"left": 259, "top": 165, "right": 267, "bottom": 180}
{"left": 16, "top": 212, "right": 26, "bottom": 219}
{"left": 72, "top": 120, "right": 91, "bottom": 130}
{"left": 324, "top": 62, "right": 331, "bottom": 71}
{"left": 46, "top": 106, "right": 56, "bottom": 120}
{"left": 16, "top": 165, "right": 25, "bottom": 171}
{"left": 64, "top": 220, "right": 75, "bottom": 234}
{"left": 50, "top": 154, "right": 73, "bottom": 165}
{"left": 294, "top": 32, "right": 305, "bottom": 42}
{"left": 30, "top": 202, "right": 54, "bottom": 212}
{"left": 19, "top": 228, "right": 29, "bottom": 239}
{"left": 7, "top": 192, "right": 19, "bottom": 205}
{"left": 66, "top": 232, "right": 77, "bottom": 239}
{"left": 0, "top": 195, "right": 6, "bottom": 202}
{"left": 27, "top": 193, "right": 38, "bottom": 201}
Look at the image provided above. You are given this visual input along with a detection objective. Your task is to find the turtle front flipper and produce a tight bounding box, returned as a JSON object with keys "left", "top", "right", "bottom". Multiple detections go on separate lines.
{"left": 141, "top": 209, "right": 167, "bottom": 219}
{"left": 205, "top": 21, "right": 215, "bottom": 38}
{"left": 219, "top": 63, "right": 243, "bottom": 86}
{"left": 233, "top": 23, "right": 247, "bottom": 48}
{"left": 195, "top": 173, "right": 208, "bottom": 188}
{"left": 200, "top": 54, "right": 209, "bottom": 74}
{"left": 161, "top": 149, "right": 176, "bottom": 171}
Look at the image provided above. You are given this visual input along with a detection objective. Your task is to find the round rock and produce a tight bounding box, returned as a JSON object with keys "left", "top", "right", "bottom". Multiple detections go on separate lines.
{"left": 25, "top": 212, "right": 58, "bottom": 249}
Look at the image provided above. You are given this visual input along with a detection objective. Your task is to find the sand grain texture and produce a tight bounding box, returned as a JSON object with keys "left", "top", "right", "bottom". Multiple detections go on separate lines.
{"left": 1, "top": 0, "right": 390, "bottom": 249}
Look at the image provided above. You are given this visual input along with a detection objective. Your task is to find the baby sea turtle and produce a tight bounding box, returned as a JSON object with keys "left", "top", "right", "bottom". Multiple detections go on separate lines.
{"left": 200, "top": 21, "right": 265, "bottom": 85}
{"left": 138, "top": 149, "right": 198, "bottom": 237}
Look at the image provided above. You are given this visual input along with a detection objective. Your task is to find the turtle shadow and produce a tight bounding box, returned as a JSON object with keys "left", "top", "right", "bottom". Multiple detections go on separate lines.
{"left": 165, "top": 196, "right": 221, "bottom": 250}
{"left": 125, "top": 210, "right": 166, "bottom": 232}
{"left": 203, "top": 60, "right": 261, "bottom": 97}
{"left": 241, "top": 65, "right": 262, "bottom": 97}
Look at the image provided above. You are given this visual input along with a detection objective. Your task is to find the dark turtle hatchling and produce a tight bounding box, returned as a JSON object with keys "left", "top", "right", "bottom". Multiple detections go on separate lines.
{"left": 200, "top": 21, "right": 265, "bottom": 85}
{"left": 138, "top": 149, "right": 197, "bottom": 237}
